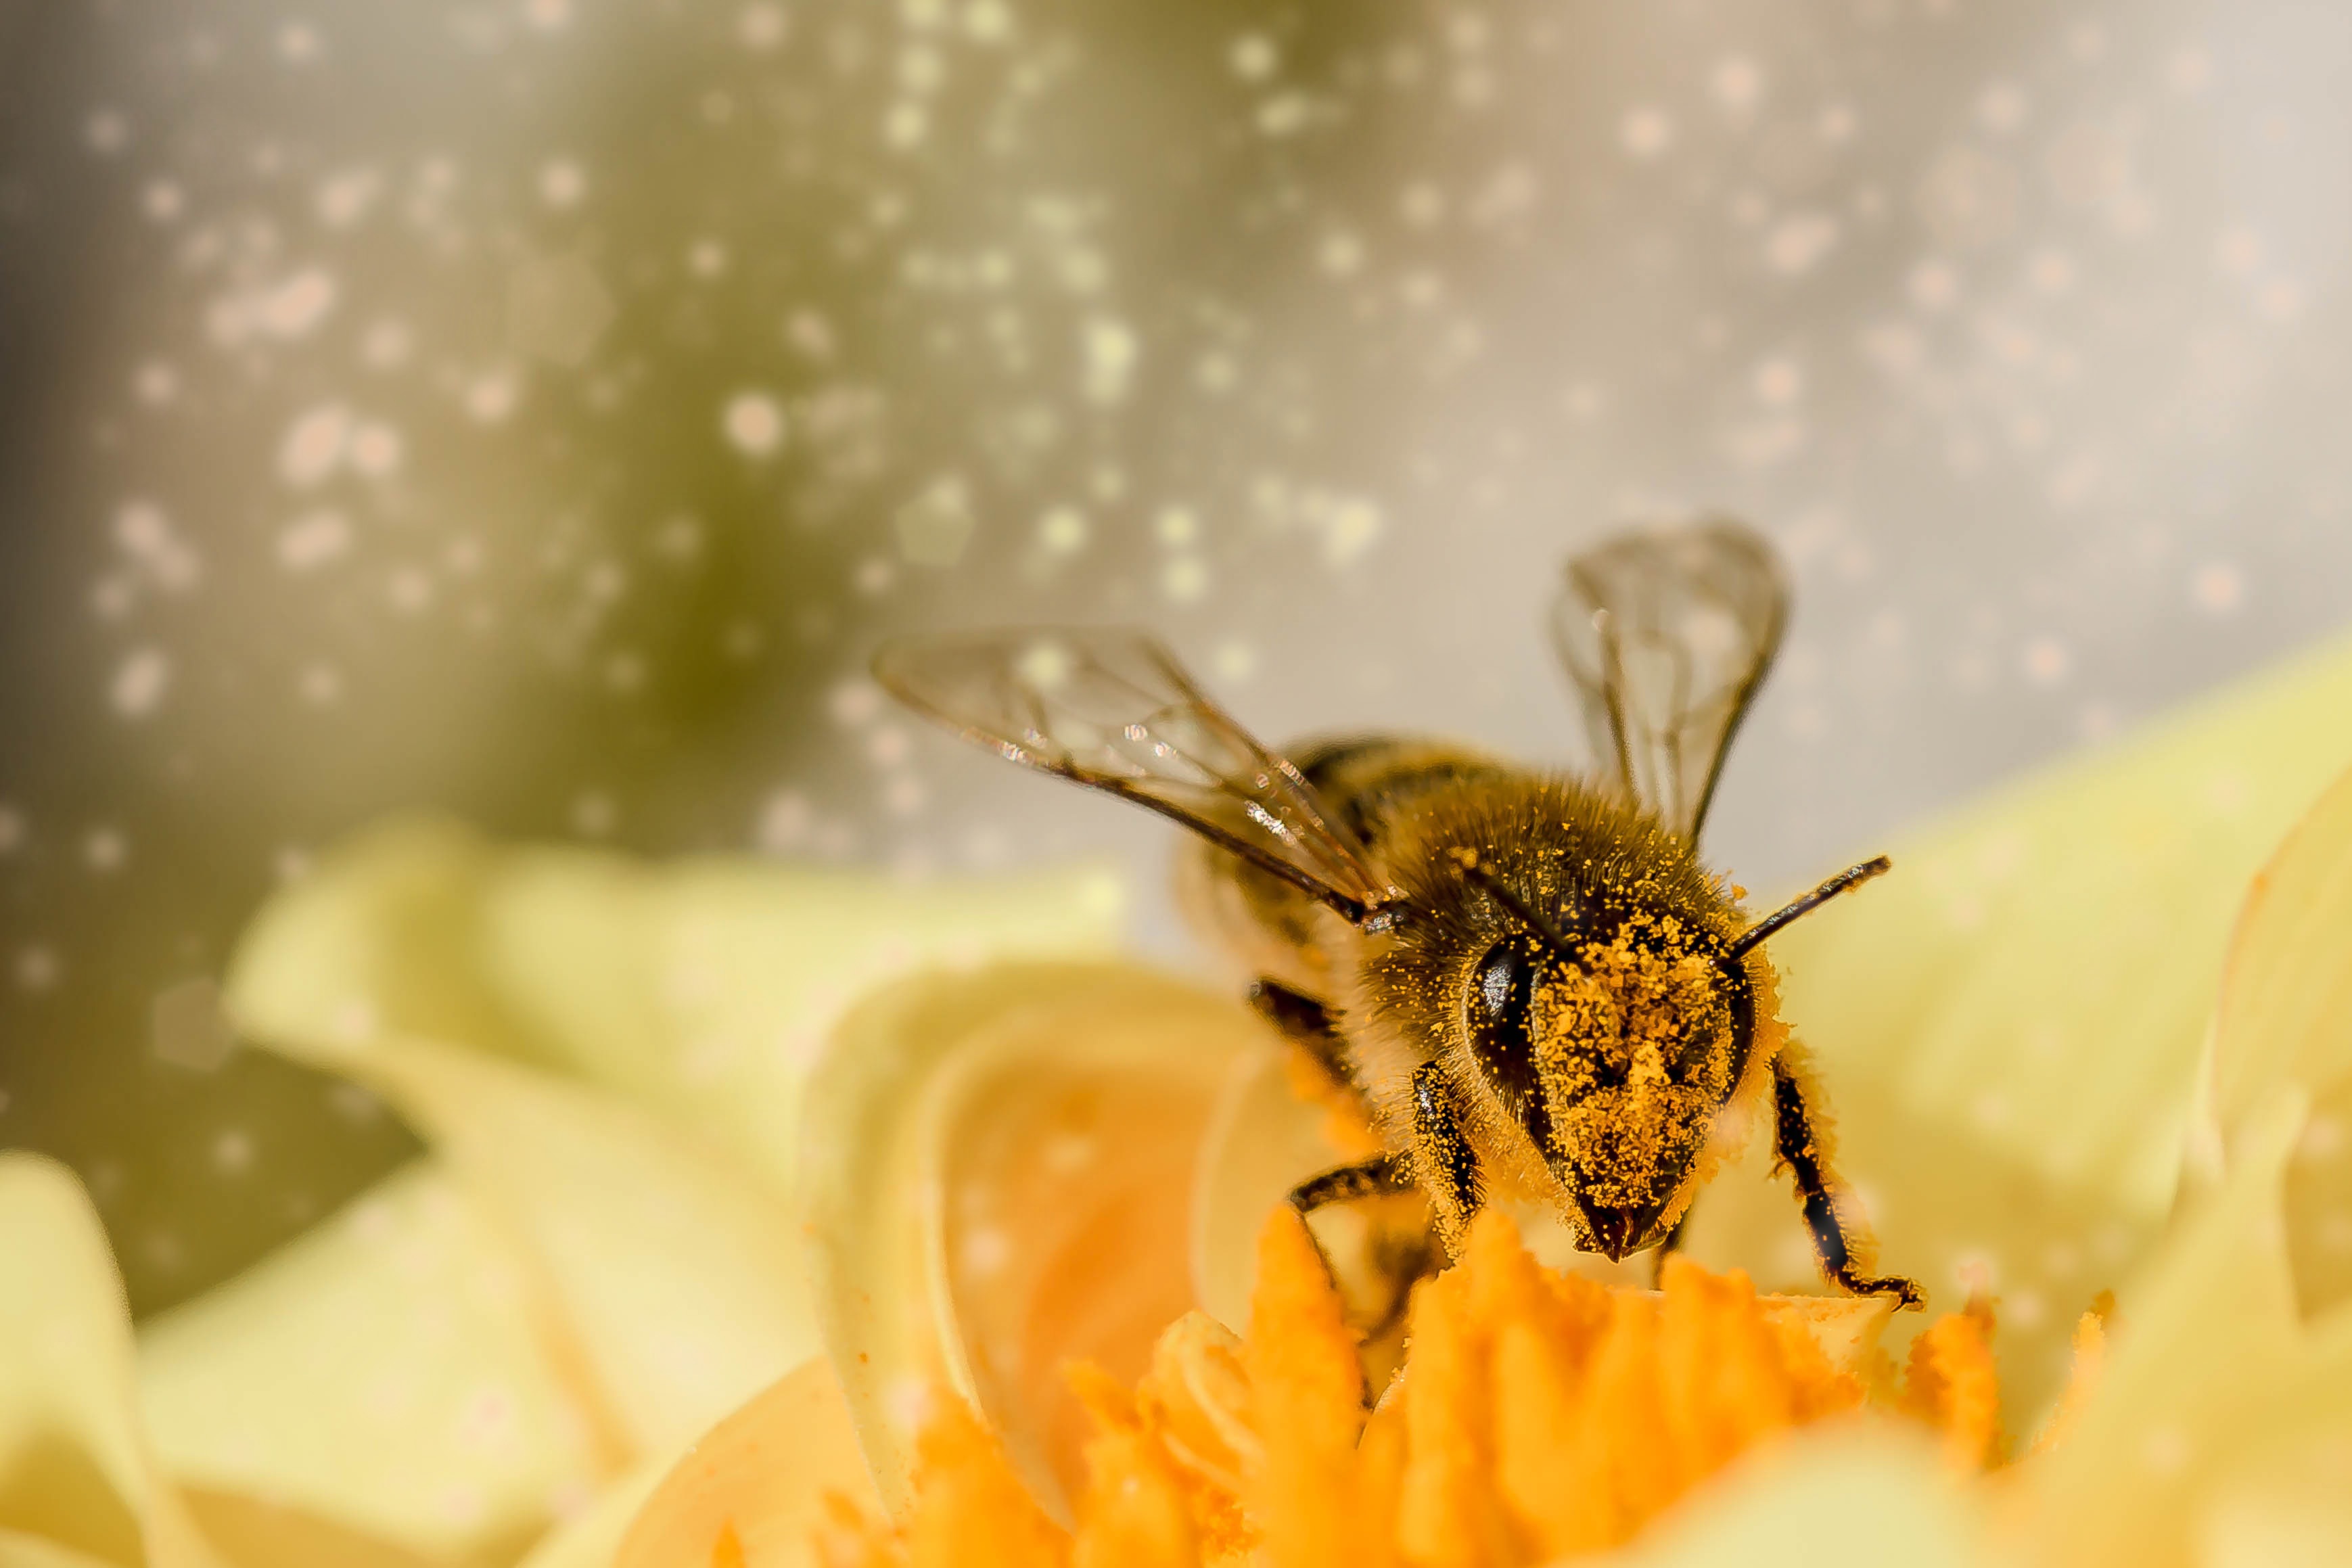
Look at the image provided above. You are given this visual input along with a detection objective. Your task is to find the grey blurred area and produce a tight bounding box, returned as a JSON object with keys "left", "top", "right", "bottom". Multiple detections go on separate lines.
{"left": 1, "top": 0, "right": 2349, "bottom": 1315}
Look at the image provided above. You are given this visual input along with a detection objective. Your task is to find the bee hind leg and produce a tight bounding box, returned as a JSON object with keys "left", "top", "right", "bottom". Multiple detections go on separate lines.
{"left": 1249, "top": 979, "right": 1371, "bottom": 1109}
{"left": 1771, "top": 1056, "right": 1924, "bottom": 1308}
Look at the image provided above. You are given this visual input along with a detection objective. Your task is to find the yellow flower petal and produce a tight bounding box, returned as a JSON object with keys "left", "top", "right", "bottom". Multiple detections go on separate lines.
{"left": 0, "top": 1155, "right": 227, "bottom": 1568}
{"left": 610, "top": 1358, "right": 875, "bottom": 1568}
{"left": 229, "top": 1028, "right": 814, "bottom": 1462}
{"left": 209, "top": 816, "right": 1130, "bottom": 1540}
{"left": 515, "top": 1460, "right": 669, "bottom": 1568}
{"left": 2012, "top": 1091, "right": 2352, "bottom": 1567}
{"left": 2205, "top": 761, "right": 2352, "bottom": 1131}
{"left": 2196, "top": 761, "right": 2352, "bottom": 1314}
{"left": 1613, "top": 1425, "right": 1989, "bottom": 1568}
{"left": 138, "top": 1161, "right": 611, "bottom": 1563}
{"left": 2196, "top": 1462, "right": 2352, "bottom": 1568}
{"left": 161, "top": 1490, "right": 444, "bottom": 1568}
{"left": 225, "top": 816, "right": 1126, "bottom": 1199}
{"left": 800, "top": 963, "right": 1266, "bottom": 1518}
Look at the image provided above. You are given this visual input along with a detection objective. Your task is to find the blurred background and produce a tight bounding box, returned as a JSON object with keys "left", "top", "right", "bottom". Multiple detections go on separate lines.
{"left": 3, "top": 0, "right": 2350, "bottom": 1319}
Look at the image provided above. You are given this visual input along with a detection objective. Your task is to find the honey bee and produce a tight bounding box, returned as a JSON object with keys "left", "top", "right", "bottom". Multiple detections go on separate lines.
{"left": 875, "top": 519, "right": 1920, "bottom": 1309}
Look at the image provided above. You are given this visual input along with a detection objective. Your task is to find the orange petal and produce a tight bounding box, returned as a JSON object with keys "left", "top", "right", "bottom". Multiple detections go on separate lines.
{"left": 1069, "top": 1419, "right": 1201, "bottom": 1568}
{"left": 906, "top": 1396, "right": 1068, "bottom": 1568}
{"left": 1900, "top": 1301, "right": 2003, "bottom": 1473}
{"left": 2027, "top": 1299, "right": 2108, "bottom": 1459}
{"left": 1395, "top": 1265, "right": 1518, "bottom": 1568}
{"left": 1243, "top": 1209, "right": 1380, "bottom": 1568}
{"left": 1658, "top": 1260, "right": 1801, "bottom": 1477}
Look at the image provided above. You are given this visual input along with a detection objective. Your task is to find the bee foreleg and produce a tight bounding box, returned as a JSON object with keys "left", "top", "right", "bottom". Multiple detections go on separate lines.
{"left": 1646, "top": 1211, "right": 1690, "bottom": 1288}
{"left": 1249, "top": 979, "right": 1364, "bottom": 1103}
{"left": 1771, "top": 1057, "right": 1924, "bottom": 1308}
{"left": 1410, "top": 1060, "right": 1482, "bottom": 1255}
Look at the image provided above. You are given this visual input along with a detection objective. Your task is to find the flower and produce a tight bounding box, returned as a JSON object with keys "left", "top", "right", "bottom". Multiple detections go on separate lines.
{"left": 0, "top": 633, "right": 2349, "bottom": 1567}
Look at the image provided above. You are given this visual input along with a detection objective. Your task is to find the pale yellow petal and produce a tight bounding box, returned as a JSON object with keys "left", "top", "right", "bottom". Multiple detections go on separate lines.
{"left": 2008, "top": 1092, "right": 2340, "bottom": 1568}
{"left": 2194, "top": 762, "right": 2352, "bottom": 1314}
{"left": 170, "top": 1490, "right": 444, "bottom": 1568}
{"left": 471, "top": 846, "right": 1126, "bottom": 1197}
{"left": 801, "top": 961, "right": 1264, "bottom": 1517}
{"left": 513, "top": 1460, "right": 667, "bottom": 1568}
{"left": 259, "top": 1036, "right": 812, "bottom": 1460}
{"left": 2196, "top": 1452, "right": 2352, "bottom": 1568}
{"left": 610, "top": 1359, "right": 874, "bottom": 1568}
{"left": 138, "top": 1161, "right": 609, "bottom": 1565}
{"left": 0, "top": 1535, "right": 129, "bottom": 1568}
{"left": 2186, "top": 1295, "right": 2352, "bottom": 1568}
{"left": 2205, "top": 762, "right": 2352, "bottom": 1132}
{"left": 0, "top": 1155, "right": 226, "bottom": 1568}
{"left": 1609, "top": 1424, "right": 1993, "bottom": 1568}
{"left": 223, "top": 817, "right": 1126, "bottom": 1196}
{"left": 216, "top": 819, "right": 1126, "bottom": 1506}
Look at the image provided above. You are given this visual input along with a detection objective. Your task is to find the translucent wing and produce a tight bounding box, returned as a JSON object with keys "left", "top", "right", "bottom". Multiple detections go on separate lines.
{"left": 1550, "top": 519, "right": 1791, "bottom": 841}
{"left": 874, "top": 628, "right": 1393, "bottom": 919}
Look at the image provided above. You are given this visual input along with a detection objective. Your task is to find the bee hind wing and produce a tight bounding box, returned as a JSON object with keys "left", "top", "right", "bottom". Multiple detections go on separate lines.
{"left": 1549, "top": 519, "right": 1791, "bottom": 840}
{"left": 874, "top": 628, "right": 1391, "bottom": 918}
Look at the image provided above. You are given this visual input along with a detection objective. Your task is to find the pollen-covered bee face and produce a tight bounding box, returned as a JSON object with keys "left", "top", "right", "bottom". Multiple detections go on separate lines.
{"left": 1464, "top": 920, "right": 1749, "bottom": 1260}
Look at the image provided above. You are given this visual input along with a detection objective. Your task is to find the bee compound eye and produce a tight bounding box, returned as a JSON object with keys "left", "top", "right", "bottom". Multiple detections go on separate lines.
{"left": 1465, "top": 940, "right": 1549, "bottom": 1138}
{"left": 1474, "top": 942, "right": 1531, "bottom": 1022}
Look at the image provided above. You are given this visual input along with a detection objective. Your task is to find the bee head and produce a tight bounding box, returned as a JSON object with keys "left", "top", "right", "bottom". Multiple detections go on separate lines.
{"left": 1464, "top": 913, "right": 1751, "bottom": 1262}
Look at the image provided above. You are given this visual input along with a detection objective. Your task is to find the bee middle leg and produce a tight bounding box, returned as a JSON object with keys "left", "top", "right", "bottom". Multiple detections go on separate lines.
{"left": 1287, "top": 1156, "right": 1430, "bottom": 1391}
{"left": 1771, "top": 1057, "right": 1924, "bottom": 1308}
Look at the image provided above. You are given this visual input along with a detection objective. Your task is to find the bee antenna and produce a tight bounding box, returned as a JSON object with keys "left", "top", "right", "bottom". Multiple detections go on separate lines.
{"left": 1449, "top": 848, "right": 1578, "bottom": 959}
{"left": 1728, "top": 855, "right": 1893, "bottom": 960}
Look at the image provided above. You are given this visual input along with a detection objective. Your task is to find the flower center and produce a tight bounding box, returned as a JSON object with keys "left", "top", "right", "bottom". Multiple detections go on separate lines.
{"left": 818, "top": 1207, "right": 2103, "bottom": 1567}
